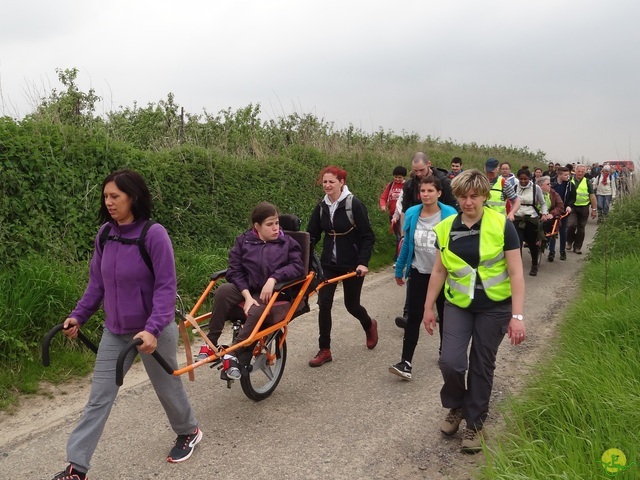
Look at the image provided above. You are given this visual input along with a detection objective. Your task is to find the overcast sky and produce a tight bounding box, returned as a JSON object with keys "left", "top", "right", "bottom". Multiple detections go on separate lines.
{"left": 1, "top": 0, "right": 638, "bottom": 164}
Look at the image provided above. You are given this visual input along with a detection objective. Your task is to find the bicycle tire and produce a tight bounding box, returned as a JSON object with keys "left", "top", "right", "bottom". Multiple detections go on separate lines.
{"left": 240, "top": 330, "right": 287, "bottom": 401}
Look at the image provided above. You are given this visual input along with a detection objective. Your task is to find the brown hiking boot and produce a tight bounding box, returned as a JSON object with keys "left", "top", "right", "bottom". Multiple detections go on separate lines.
{"left": 308, "top": 349, "right": 332, "bottom": 367}
{"left": 460, "top": 428, "right": 484, "bottom": 453}
{"left": 440, "top": 408, "right": 463, "bottom": 436}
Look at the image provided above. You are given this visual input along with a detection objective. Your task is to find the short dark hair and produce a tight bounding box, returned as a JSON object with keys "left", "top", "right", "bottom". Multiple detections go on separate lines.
{"left": 99, "top": 169, "right": 152, "bottom": 223}
{"left": 392, "top": 165, "right": 407, "bottom": 176}
{"left": 517, "top": 169, "right": 532, "bottom": 179}
{"left": 451, "top": 157, "right": 462, "bottom": 165}
{"left": 420, "top": 175, "right": 443, "bottom": 191}
{"left": 251, "top": 201, "right": 279, "bottom": 225}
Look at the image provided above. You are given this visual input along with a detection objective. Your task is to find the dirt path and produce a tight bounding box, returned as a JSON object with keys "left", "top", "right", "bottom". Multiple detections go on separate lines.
{"left": 0, "top": 220, "right": 597, "bottom": 479}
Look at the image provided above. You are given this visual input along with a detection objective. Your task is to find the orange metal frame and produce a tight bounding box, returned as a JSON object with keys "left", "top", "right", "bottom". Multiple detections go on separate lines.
{"left": 174, "top": 269, "right": 358, "bottom": 380}
{"left": 544, "top": 210, "right": 570, "bottom": 238}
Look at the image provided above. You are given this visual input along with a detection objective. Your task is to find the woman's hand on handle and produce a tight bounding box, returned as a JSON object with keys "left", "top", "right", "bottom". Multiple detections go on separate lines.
{"left": 356, "top": 265, "right": 369, "bottom": 276}
{"left": 134, "top": 330, "right": 158, "bottom": 354}
{"left": 62, "top": 318, "right": 80, "bottom": 339}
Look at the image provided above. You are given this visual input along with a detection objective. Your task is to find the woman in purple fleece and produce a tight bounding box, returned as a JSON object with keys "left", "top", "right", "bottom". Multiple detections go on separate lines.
{"left": 52, "top": 170, "right": 201, "bottom": 480}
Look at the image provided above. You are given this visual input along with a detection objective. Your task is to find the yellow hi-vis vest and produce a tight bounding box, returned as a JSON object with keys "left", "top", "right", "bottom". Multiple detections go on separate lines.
{"left": 486, "top": 178, "right": 506, "bottom": 214}
{"left": 434, "top": 207, "right": 511, "bottom": 308}
{"left": 573, "top": 177, "right": 590, "bottom": 206}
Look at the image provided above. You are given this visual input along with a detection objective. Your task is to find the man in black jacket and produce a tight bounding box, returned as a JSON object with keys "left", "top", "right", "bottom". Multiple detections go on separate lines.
{"left": 395, "top": 152, "right": 458, "bottom": 329}
{"left": 400, "top": 152, "right": 458, "bottom": 216}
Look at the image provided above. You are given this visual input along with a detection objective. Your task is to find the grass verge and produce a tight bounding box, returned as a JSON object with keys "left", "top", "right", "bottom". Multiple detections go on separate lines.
{"left": 480, "top": 191, "right": 640, "bottom": 479}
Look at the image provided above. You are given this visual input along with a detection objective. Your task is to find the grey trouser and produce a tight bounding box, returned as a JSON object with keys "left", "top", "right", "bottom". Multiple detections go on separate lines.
{"left": 67, "top": 323, "right": 198, "bottom": 473}
{"left": 438, "top": 301, "right": 510, "bottom": 431}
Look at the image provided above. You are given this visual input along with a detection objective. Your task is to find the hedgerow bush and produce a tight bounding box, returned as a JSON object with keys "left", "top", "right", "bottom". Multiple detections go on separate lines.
{"left": 0, "top": 68, "right": 546, "bottom": 392}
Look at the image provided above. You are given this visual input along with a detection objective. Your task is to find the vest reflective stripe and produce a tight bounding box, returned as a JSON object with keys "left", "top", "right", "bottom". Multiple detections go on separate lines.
{"left": 573, "top": 177, "right": 590, "bottom": 206}
{"left": 544, "top": 192, "right": 551, "bottom": 210}
{"left": 435, "top": 208, "right": 512, "bottom": 308}
{"left": 486, "top": 180, "right": 506, "bottom": 214}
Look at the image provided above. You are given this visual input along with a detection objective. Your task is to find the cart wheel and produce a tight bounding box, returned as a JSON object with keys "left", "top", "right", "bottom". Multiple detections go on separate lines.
{"left": 240, "top": 330, "right": 287, "bottom": 401}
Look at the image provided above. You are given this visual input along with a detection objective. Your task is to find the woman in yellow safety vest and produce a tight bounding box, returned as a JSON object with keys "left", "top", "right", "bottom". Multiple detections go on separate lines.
{"left": 421, "top": 169, "right": 526, "bottom": 453}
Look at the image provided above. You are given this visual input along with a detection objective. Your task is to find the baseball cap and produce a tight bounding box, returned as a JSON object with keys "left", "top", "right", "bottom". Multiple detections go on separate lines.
{"left": 485, "top": 158, "right": 499, "bottom": 172}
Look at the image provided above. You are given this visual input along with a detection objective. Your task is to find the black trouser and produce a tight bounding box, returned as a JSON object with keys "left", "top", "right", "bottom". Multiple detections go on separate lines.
{"left": 317, "top": 266, "right": 372, "bottom": 350}
{"left": 567, "top": 205, "right": 589, "bottom": 249}
{"left": 513, "top": 217, "right": 539, "bottom": 264}
{"left": 402, "top": 268, "right": 445, "bottom": 362}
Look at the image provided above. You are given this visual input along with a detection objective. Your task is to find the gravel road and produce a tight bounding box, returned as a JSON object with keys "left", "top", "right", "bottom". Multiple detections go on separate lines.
{"left": 0, "top": 219, "right": 597, "bottom": 480}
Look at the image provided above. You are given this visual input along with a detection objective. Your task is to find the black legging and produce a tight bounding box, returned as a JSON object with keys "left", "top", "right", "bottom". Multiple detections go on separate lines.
{"left": 317, "top": 266, "right": 373, "bottom": 350}
{"left": 403, "top": 268, "right": 445, "bottom": 362}
{"left": 513, "top": 218, "right": 539, "bottom": 262}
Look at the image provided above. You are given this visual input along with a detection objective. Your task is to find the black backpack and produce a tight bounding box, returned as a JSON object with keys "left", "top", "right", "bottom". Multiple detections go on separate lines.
{"left": 98, "top": 220, "right": 156, "bottom": 275}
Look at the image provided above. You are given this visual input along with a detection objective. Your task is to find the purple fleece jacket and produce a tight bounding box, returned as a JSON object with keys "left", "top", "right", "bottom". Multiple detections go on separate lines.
{"left": 226, "top": 229, "right": 304, "bottom": 294}
{"left": 70, "top": 219, "right": 177, "bottom": 338}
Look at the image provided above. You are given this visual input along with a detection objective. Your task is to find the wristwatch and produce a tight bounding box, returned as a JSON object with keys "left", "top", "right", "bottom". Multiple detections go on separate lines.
{"left": 512, "top": 314, "right": 524, "bottom": 321}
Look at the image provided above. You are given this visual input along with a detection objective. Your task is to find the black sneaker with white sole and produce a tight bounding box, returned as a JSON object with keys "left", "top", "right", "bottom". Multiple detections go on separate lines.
{"left": 389, "top": 360, "right": 412, "bottom": 379}
{"left": 167, "top": 427, "right": 203, "bottom": 463}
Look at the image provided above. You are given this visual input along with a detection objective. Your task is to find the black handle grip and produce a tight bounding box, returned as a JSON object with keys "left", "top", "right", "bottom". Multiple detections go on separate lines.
{"left": 42, "top": 323, "right": 98, "bottom": 367}
{"left": 115, "top": 338, "right": 175, "bottom": 386}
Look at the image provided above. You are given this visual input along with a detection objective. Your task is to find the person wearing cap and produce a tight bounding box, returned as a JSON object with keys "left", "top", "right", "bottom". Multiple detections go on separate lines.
{"left": 484, "top": 158, "right": 520, "bottom": 221}
{"left": 591, "top": 165, "right": 616, "bottom": 220}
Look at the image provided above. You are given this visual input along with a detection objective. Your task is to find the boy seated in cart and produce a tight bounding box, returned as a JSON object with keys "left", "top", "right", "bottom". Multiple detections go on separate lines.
{"left": 195, "top": 202, "right": 304, "bottom": 379}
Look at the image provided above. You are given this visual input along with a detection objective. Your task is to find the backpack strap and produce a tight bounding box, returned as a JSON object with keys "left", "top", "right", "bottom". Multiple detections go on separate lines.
{"left": 98, "top": 220, "right": 156, "bottom": 275}
{"left": 345, "top": 194, "right": 355, "bottom": 227}
{"left": 318, "top": 195, "right": 356, "bottom": 228}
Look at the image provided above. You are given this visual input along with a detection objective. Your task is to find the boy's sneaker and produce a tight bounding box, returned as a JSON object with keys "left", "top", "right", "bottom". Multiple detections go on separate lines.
{"left": 52, "top": 465, "right": 87, "bottom": 480}
{"left": 560, "top": 252, "right": 567, "bottom": 261}
{"left": 389, "top": 360, "right": 412, "bottom": 379}
{"left": 167, "top": 427, "right": 203, "bottom": 463}
{"left": 221, "top": 354, "right": 241, "bottom": 380}
{"left": 547, "top": 252, "right": 555, "bottom": 262}
{"left": 195, "top": 345, "right": 216, "bottom": 361}
{"left": 460, "top": 428, "right": 484, "bottom": 453}
{"left": 440, "top": 408, "right": 463, "bottom": 436}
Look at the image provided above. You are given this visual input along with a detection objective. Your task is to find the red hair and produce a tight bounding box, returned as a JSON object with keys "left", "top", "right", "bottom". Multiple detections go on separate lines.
{"left": 318, "top": 165, "right": 347, "bottom": 184}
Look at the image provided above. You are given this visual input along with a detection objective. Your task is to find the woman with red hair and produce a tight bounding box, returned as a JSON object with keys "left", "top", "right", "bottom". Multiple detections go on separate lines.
{"left": 306, "top": 166, "right": 377, "bottom": 367}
